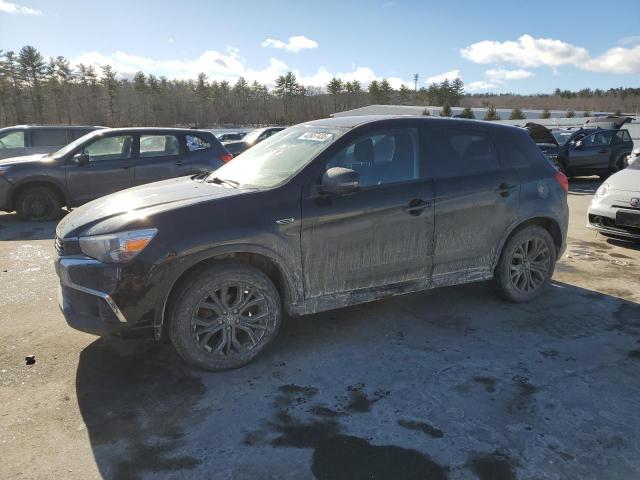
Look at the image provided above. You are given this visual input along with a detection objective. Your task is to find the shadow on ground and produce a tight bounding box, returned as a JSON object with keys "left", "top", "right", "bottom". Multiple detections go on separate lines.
{"left": 76, "top": 280, "right": 640, "bottom": 480}
{"left": 0, "top": 212, "right": 63, "bottom": 240}
{"left": 568, "top": 177, "right": 602, "bottom": 196}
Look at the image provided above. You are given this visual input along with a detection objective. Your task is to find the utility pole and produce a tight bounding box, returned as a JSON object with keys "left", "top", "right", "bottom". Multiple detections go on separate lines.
{"left": 413, "top": 74, "right": 419, "bottom": 92}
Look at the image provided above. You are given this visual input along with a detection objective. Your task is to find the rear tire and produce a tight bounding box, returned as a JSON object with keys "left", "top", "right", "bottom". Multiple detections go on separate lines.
{"left": 16, "top": 186, "right": 62, "bottom": 222}
{"left": 494, "top": 225, "right": 556, "bottom": 303}
{"left": 168, "top": 262, "right": 282, "bottom": 371}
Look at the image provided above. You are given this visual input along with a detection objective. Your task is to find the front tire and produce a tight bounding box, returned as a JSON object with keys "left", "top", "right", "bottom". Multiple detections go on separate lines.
{"left": 16, "top": 186, "right": 62, "bottom": 222}
{"left": 494, "top": 226, "right": 556, "bottom": 303}
{"left": 168, "top": 262, "right": 282, "bottom": 371}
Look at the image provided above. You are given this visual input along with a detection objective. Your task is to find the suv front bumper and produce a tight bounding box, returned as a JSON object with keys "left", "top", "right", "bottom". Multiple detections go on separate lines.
{"left": 55, "top": 256, "right": 156, "bottom": 337}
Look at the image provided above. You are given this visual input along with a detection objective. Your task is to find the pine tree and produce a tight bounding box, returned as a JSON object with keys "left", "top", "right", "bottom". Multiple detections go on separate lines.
{"left": 484, "top": 105, "right": 498, "bottom": 121}
{"left": 566, "top": 110, "right": 575, "bottom": 118}
{"left": 327, "top": 77, "right": 343, "bottom": 112}
{"left": 541, "top": 109, "right": 551, "bottom": 119}
{"left": 398, "top": 84, "right": 411, "bottom": 105}
{"left": 460, "top": 106, "right": 474, "bottom": 119}
{"left": 18, "top": 45, "right": 46, "bottom": 122}
{"left": 440, "top": 103, "right": 452, "bottom": 117}
{"left": 509, "top": 107, "right": 525, "bottom": 120}
{"left": 379, "top": 79, "right": 393, "bottom": 105}
{"left": 100, "top": 64, "right": 118, "bottom": 125}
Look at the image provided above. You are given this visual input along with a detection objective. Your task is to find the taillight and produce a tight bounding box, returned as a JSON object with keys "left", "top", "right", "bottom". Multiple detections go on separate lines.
{"left": 554, "top": 171, "right": 569, "bottom": 192}
{"left": 219, "top": 153, "right": 234, "bottom": 163}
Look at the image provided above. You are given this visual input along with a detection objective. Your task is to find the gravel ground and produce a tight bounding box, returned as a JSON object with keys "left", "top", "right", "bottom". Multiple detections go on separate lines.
{"left": 1, "top": 177, "right": 639, "bottom": 480}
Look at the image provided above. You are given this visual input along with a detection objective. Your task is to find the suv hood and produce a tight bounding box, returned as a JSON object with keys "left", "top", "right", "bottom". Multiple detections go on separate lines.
{"left": 56, "top": 175, "right": 253, "bottom": 238}
{"left": 524, "top": 122, "right": 558, "bottom": 146}
{"left": 607, "top": 168, "right": 640, "bottom": 193}
{"left": 0, "top": 153, "right": 50, "bottom": 166}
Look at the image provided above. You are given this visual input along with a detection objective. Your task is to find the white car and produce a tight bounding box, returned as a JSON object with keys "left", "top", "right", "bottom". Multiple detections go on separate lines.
{"left": 627, "top": 148, "right": 639, "bottom": 167}
{"left": 588, "top": 163, "right": 640, "bottom": 240}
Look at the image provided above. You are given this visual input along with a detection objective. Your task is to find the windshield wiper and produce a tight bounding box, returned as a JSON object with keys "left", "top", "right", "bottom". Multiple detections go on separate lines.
{"left": 208, "top": 176, "right": 239, "bottom": 188}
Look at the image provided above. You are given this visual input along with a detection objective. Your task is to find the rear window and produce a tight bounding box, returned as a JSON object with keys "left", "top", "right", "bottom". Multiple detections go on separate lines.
{"left": 430, "top": 129, "right": 500, "bottom": 176}
{"left": 31, "top": 128, "right": 67, "bottom": 147}
{"left": 614, "top": 130, "right": 632, "bottom": 143}
{"left": 186, "top": 134, "right": 211, "bottom": 152}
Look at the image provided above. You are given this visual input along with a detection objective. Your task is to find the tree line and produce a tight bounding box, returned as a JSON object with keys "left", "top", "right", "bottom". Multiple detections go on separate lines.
{"left": 0, "top": 45, "right": 637, "bottom": 128}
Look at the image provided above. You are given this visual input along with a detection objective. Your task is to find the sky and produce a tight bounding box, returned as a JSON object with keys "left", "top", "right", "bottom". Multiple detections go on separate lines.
{"left": 1, "top": 0, "right": 639, "bottom": 94}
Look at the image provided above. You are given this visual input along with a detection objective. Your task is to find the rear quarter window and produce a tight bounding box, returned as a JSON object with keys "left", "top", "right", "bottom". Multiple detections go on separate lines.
{"left": 429, "top": 128, "right": 500, "bottom": 177}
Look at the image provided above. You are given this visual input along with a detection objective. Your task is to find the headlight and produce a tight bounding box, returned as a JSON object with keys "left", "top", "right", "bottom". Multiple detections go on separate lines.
{"left": 595, "top": 183, "right": 609, "bottom": 199}
{"left": 79, "top": 228, "right": 157, "bottom": 263}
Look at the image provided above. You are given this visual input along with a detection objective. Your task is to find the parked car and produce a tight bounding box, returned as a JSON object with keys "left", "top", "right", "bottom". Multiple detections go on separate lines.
{"left": 0, "top": 124, "right": 105, "bottom": 160}
{"left": 525, "top": 122, "right": 634, "bottom": 178}
{"left": 217, "top": 132, "right": 246, "bottom": 142}
{"left": 0, "top": 127, "right": 232, "bottom": 221}
{"left": 587, "top": 161, "right": 640, "bottom": 241}
{"left": 222, "top": 126, "right": 285, "bottom": 157}
{"left": 626, "top": 148, "right": 639, "bottom": 168}
{"left": 54, "top": 116, "right": 568, "bottom": 371}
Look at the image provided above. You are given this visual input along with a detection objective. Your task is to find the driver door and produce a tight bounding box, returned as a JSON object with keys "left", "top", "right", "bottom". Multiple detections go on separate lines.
{"left": 300, "top": 126, "right": 434, "bottom": 298}
{"left": 570, "top": 131, "right": 612, "bottom": 173}
{"left": 66, "top": 134, "right": 135, "bottom": 205}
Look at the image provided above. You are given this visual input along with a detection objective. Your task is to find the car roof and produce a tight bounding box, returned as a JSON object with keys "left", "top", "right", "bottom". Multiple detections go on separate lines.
{"left": 1, "top": 124, "right": 106, "bottom": 130}
{"left": 94, "top": 127, "right": 214, "bottom": 134}
{"left": 301, "top": 114, "right": 522, "bottom": 133}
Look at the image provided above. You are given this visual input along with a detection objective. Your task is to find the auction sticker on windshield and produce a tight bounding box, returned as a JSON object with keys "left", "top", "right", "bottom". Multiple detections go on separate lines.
{"left": 298, "top": 132, "right": 333, "bottom": 142}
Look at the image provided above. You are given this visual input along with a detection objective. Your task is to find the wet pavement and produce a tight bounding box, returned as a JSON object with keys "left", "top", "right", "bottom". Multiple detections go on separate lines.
{"left": 1, "top": 177, "right": 639, "bottom": 480}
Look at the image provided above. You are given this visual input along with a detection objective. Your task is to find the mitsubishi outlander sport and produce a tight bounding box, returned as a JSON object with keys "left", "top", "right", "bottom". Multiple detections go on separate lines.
{"left": 54, "top": 116, "right": 569, "bottom": 371}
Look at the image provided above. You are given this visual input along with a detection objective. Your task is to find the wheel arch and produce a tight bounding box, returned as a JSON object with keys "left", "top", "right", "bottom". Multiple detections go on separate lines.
{"left": 494, "top": 216, "right": 564, "bottom": 271}
{"left": 156, "top": 245, "right": 300, "bottom": 337}
{"left": 10, "top": 178, "right": 69, "bottom": 210}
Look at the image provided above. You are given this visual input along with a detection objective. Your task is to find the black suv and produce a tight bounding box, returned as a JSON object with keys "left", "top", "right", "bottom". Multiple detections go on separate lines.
{"left": 526, "top": 122, "right": 634, "bottom": 178}
{"left": 0, "top": 127, "right": 232, "bottom": 221}
{"left": 54, "top": 116, "right": 569, "bottom": 371}
{"left": 0, "top": 124, "right": 104, "bottom": 160}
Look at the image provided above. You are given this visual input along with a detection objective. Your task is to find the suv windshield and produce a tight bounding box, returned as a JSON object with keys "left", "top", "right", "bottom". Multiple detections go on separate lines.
{"left": 209, "top": 126, "right": 347, "bottom": 188}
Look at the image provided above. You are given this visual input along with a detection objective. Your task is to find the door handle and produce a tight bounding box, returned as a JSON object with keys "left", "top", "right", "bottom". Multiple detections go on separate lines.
{"left": 496, "top": 182, "right": 516, "bottom": 197}
{"left": 598, "top": 149, "right": 609, "bottom": 154}
{"left": 175, "top": 160, "right": 184, "bottom": 166}
{"left": 403, "top": 198, "right": 430, "bottom": 216}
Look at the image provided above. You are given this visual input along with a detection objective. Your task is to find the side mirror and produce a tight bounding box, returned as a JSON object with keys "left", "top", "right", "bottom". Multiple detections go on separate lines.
{"left": 318, "top": 167, "right": 360, "bottom": 195}
{"left": 75, "top": 152, "right": 89, "bottom": 166}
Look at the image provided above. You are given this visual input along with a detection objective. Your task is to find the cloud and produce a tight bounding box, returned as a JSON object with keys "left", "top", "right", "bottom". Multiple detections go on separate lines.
{"left": 466, "top": 81, "right": 498, "bottom": 92}
{"left": 485, "top": 68, "right": 534, "bottom": 81}
{"left": 69, "top": 48, "right": 410, "bottom": 90}
{"left": 425, "top": 69, "right": 460, "bottom": 84}
{"left": 461, "top": 34, "right": 640, "bottom": 74}
{"left": 261, "top": 35, "right": 318, "bottom": 53}
{"left": 583, "top": 45, "right": 640, "bottom": 74}
{"left": 0, "top": 0, "right": 41, "bottom": 15}
{"left": 618, "top": 36, "right": 640, "bottom": 46}
{"left": 168, "top": 37, "right": 174, "bottom": 44}
{"left": 461, "top": 35, "right": 589, "bottom": 68}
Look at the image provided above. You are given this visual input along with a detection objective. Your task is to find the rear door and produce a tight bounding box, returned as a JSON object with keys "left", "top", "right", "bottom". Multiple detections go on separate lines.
{"left": 66, "top": 134, "right": 135, "bottom": 204}
{"left": 134, "top": 133, "right": 186, "bottom": 185}
{"left": 186, "top": 133, "right": 225, "bottom": 172}
{"left": 427, "top": 126, "right": 520, "bottom": 282}
{"left": 300, "top": 125, "right": 435, "bottom": 298}
{"left": 569, "top": 131, "right": 613, "bottom": 172}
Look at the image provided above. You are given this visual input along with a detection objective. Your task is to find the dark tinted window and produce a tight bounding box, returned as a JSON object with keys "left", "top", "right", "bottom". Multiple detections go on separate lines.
{"left": 614, "top": 130, "right": 632, "bottom": 143}
{"left": 67, "top": 128, "right": 95, "bottom": 141}
{"left": 326, "top": 128, "right": 419, "bottom": 187}
{"left": 31, "top": 128, "right": 67, "bottom": 147}
{"left": 431, "top": 129, "right": 499, "bottom": 176}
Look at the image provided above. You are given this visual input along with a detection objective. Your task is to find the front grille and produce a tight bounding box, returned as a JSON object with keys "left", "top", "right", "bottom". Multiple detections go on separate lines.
{"left": 54, "top": 236, "right": 64, "bottom": 256}
{"left": 54, "top": 236, "right": 81, "bottom": 256}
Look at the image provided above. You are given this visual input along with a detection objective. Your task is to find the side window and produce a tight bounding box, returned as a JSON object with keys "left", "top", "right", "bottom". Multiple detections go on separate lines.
{"left": 83, "top": 135, "right": 133, "bottom": 162}
{"left": 583, "top": 131, "right": 611, "bottom": 147}
{"left": 68, "top": 129, "right": 94, "bottom": 141}
{"left": 431, "top": 129, "right": 499, "bottom": 177}
{"left": 622, "top": 130, "right": 631, "bottom": 142}
{"left": 614, "top": 130, "right": 631, "bottom": 143}
{"left": 0, "top": 130, "right": 25, "bottom": 149}
{"left": 186, "top": 134, "right": 211, "bottom": 152}
{"left": 140, "top": 135, "right": 180, "bottom": 158}
{"left": 326, "top": 128, "right": 419, "bottom": 187}
{"left": 31, "top": 129, "right": 67, "bottom": 147}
